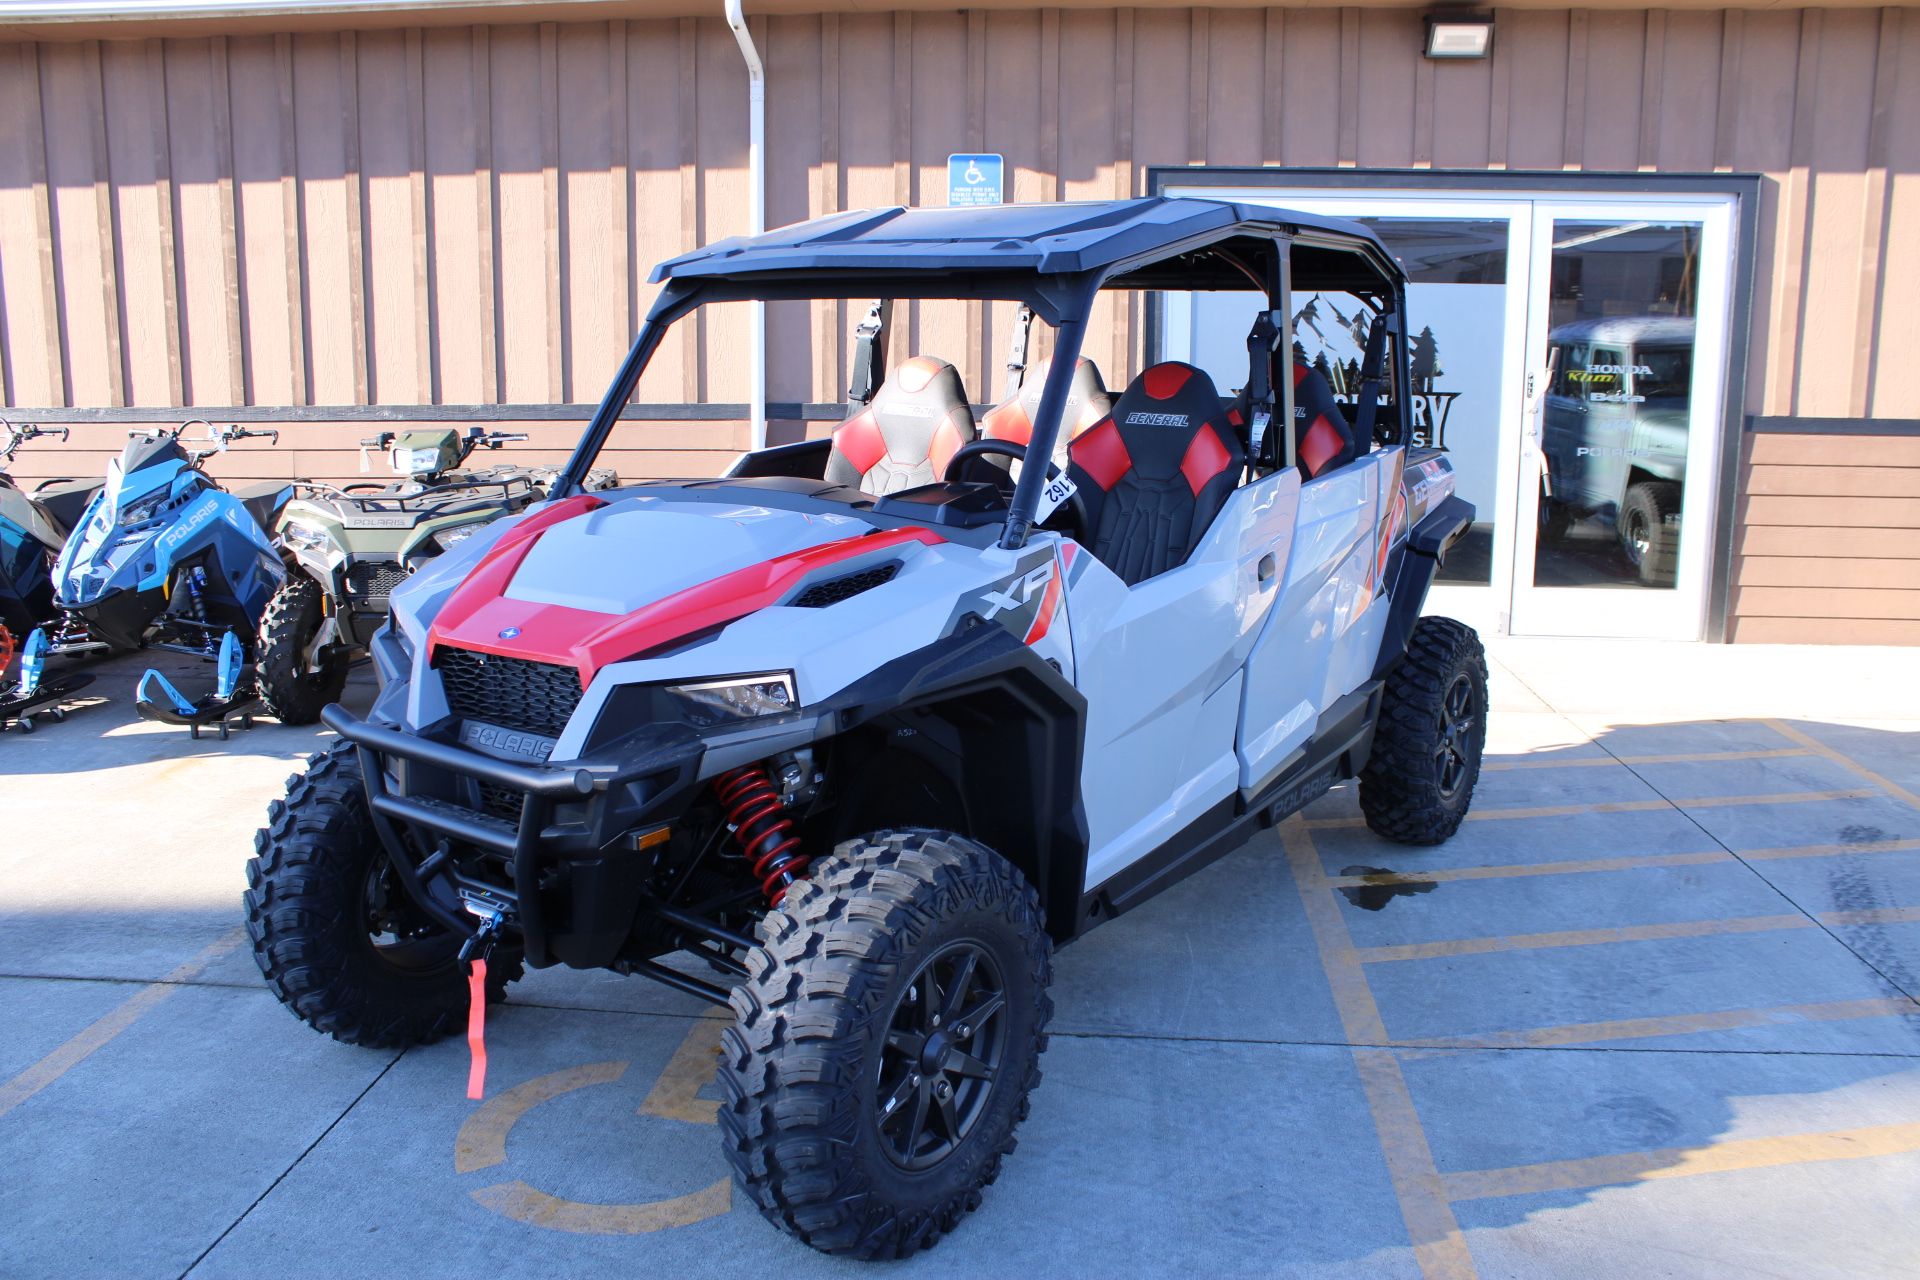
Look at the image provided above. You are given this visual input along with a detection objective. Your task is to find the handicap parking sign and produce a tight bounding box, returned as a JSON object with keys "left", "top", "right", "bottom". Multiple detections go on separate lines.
{"left": 947, "top": 154, "right": 1004, "bottom": 207}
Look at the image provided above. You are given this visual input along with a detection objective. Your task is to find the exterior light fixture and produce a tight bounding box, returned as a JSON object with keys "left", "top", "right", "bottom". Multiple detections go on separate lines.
{"left": 1424, "top": 12, "right": 1495, "bottom": 59}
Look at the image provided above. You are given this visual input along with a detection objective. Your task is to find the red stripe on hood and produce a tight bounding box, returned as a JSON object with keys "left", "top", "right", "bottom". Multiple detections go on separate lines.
{"left": 429, "top": 521, "right": 944, "bottom": 688}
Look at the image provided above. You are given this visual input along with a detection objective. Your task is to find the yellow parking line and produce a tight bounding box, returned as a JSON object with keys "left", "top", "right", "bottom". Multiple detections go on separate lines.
{"left": 1399, "top": 996, "right": 1920, "bottom": 1052}
{"left": 1443, "top": 1121, "right": 1920, "bottom": 1202}
{"left": 1327, "top": 833, "right": 1920, "bottom": 889}
{"left": 1325, "top": 851, "right": 1731, "bottom": 889}
{"left": 1304, "top": 789, "right": 1873, "bottom": 830}
{"left": 1281, "top": 818, "right": 1477, "bottom": 1280}
{"left": 1744, "top": 836, "right": 1920, "bottom": 861}
{"left": 1357, "top": 904, "right": 1920, "bottom": 965}
{"left": 0, "top": 928, "right": 246, "bottom": 1123}
{"left": 1485, "top": 748, "right": 1812, "bottom": 772}
{"left": 1766, "top": 719, "right": 1920, "bottom": 810}
{"left": 1355, "top": 914, "right": 1815, "bottom": 964}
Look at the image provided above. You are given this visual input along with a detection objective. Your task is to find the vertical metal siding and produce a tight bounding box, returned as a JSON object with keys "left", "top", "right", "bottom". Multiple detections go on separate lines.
{"left": 1, "top": 7, "right": 1916, "bottom": 642}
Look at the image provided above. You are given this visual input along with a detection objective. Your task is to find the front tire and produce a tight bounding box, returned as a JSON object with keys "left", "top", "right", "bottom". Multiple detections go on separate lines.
{"left": 1359, "top": 616, "right": 1488, "bottom": 845}
{"left": 256, "top": 573, "right": 349, "bottom": 725}
{"left": 244, "top": 740, "right": 518, "bottom": 1046}
{"left": 719, "top": 829, "right": 1053, "bottom": 1259}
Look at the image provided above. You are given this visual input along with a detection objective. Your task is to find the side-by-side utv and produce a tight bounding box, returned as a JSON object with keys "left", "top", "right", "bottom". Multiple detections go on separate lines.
{"left": 247, "top": 197, "right": 1484, "bottom": 1259}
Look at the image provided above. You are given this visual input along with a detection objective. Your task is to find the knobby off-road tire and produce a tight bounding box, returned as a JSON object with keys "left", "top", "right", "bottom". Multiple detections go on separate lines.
{"left": 1359, "top": 616, "right": 1489, "bottom": 845}
{"left": 719, "top": 829, "right": 1054, "bottom": 1259}
{"left": 1620, "top": 481, "right": 1681, "bottom": 586}
{"left": 245, "top": 739, "right": 519, "bottom": 1047}
{"left": 256, "top": 573, "right": 349, "bottom": 725}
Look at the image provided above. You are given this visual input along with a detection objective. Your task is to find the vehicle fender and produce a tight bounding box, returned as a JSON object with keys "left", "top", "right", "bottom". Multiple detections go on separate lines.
{"left": 814, "top": 623, "right": 1090, "bottom": 943}
{"left": 284, "top": 544, "right": 345, "bottom": 599}
{"left": 1371, "top": 494, "right": 1473, "bottom": 681}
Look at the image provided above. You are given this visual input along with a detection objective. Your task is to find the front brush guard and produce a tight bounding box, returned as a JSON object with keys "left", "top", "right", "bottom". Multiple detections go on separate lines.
{"left": 320, "top": 703, "right": 708, "bottom": 972}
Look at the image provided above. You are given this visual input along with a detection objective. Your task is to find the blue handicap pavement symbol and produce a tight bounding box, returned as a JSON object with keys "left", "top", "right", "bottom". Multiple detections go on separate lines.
{"left": 947, "top": 154, "right": 1004, "bottom": 207}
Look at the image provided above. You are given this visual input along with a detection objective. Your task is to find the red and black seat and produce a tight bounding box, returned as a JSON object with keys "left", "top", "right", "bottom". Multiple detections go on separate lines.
{"left": 1225, "top": 362, "right": 1356, "bottom": 480}
{"left": 980, "top": 357, "right": 1114, "bottom": 465}
{"left": 1065, "top": 361, "right": 1247, "bottom": 587}
{"left": 824, "top": 356, "right": 977, "bottom": 495}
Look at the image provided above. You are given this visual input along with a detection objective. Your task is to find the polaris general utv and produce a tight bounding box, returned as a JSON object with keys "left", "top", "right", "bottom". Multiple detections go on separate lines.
{"left": 248, "top": 198, "right": 1485, "bottom": 1258}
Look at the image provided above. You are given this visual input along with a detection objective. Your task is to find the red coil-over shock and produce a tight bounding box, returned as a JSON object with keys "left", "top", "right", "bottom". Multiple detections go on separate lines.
{"left": 714, "top": 764, "right": 810, "bottom": 904}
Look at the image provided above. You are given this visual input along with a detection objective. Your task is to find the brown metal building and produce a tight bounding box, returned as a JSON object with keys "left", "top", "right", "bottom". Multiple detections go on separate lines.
{"left": 0, "top": 1, "right": 1915, "bottom": 643}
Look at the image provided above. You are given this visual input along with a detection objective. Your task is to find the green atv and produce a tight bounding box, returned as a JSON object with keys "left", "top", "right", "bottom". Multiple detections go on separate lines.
{"left": 256, "top": 427, "right": 614, "bottom": 723}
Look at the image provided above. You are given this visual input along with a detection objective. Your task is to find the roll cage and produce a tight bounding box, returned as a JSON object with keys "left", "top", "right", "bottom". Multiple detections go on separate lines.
{"left": 553, "top": 197, "right": 1414, "bottom": 548}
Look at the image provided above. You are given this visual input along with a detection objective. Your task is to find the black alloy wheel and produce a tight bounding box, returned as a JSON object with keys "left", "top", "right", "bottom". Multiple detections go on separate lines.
{"left": 1436, "top": 672, "right": 1478, "bottom": 801}
{"left": 875, "top": 940, "right": 1009, "bottom": 1171}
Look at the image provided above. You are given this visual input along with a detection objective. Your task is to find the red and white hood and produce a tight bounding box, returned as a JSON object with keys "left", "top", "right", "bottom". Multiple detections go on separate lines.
{"left": 379, "top": 489, "right": 1077, "bottom": 747}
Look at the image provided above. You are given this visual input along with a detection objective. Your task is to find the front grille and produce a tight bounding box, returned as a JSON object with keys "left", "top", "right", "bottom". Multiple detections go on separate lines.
{"left": 347, "top": 559, "right": 408, "bottom": 601}
{"left": 478, "top": 781, "right": 524, "bottom": 821}
{"left": 791, "top": 562, "right": 899, "bottom": 608}
{"left": 435, "top": 647, "right": 583, "bottom": 741}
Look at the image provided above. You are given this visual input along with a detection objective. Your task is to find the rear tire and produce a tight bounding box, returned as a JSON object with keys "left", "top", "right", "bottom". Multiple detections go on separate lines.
{"left": 719, "top": 829, "right": 1053, "bottom": 1259}
{"left": 1620, "top": 481, "right": 1681, "bottom": 586}
{"left": 256, "top": 573, "right": 349, "bottom": 725}
{"left": 245, "top": 740, "right": 518, "bottom": 1047}
{"left": 1359, "top": 616, "right": 1488, "bottom": 845}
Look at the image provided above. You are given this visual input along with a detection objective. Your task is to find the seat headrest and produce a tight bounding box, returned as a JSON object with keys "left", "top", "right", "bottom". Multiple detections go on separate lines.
{"left": 1070, "top": 361, "right": 1243, "bottom": 493}
{"left": 981, "top": 358, "right": 1113, "bottom": 450}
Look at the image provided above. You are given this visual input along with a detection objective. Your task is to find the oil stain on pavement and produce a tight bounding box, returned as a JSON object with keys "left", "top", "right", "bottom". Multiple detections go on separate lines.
{"left": 1338, "top": 867, "right": 1438, "bottom": 911}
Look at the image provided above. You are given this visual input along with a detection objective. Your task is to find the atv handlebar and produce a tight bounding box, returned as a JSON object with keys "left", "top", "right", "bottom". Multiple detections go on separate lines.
{"left": 0, "top": 419, "right": 69, "bottom": 462}
{"left": 467, "top": 428, "right": 529, "bottom": 453}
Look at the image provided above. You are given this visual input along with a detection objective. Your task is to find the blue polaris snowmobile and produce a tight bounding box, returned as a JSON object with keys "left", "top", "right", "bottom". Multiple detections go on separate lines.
{"left": 50, "top": 419, "right": 290, "bottom": 736}
{"left": 0, "top": 421, "right": 102, "bottom": 732}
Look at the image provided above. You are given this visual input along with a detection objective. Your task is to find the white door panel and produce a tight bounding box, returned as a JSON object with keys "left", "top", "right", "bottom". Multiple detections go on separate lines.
{"left": 1081, "top": 673, "right": 1244, "bottom": 890}
{"left": 1068, "top": 478, "right": 1291, "bottom": 890}
{"left": 1238, "top": 455, "right": 1383, "bottom": 789}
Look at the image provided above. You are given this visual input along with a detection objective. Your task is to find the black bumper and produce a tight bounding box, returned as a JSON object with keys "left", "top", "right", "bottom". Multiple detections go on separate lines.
{"left": 321, "top": 702, "right": 707, "bottom": 969}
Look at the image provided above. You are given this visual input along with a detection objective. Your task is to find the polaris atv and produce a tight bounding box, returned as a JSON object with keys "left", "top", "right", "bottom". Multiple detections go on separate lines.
{"left": 257, "top": 426, "right": 616, "bottom": 725}
{"left": 51, "top": 419, "right": 290, "bottom": 733}
{"left": 248, "top": 198, "right": 1485, "bottom": 1258}
{"left": 0, "top": 420, "right": 103, "bottom": 731}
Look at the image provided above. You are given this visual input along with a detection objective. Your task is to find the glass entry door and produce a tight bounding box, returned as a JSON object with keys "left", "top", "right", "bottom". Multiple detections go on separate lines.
{"left": 1161, "top": 183, "right": 1738, "bottom": 640}
{"left": 1512, "top": 202, "right": 1736, "bottom": 638}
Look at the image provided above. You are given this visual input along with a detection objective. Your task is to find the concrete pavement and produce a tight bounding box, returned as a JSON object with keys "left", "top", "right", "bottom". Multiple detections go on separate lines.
{"left": 2, "top": 638, "right": 1918, "bottom": 1278}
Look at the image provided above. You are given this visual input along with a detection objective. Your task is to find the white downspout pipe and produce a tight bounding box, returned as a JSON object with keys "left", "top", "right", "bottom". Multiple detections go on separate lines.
{"left": 725, "top": 0, "right": 767, "bottom": 452}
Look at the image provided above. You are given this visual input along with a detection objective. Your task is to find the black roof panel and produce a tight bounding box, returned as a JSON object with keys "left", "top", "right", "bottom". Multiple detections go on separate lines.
{"left": 648, "top": 197, "right": 1395, "bottom": 287}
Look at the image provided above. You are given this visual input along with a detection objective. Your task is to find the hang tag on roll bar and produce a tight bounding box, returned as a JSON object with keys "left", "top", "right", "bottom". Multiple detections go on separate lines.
{"left": 1032, "top": 472, "right": 1077, "bottom": 525}
{"left": 1249, "top": 411, "right": 1271, "bottom": 460}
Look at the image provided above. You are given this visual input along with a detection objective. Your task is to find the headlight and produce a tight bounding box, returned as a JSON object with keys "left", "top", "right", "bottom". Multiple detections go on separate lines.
{"left": 661, "top": 672, "right": 796, "bottom": 727}
{"left": 434, "top": 523, "right": 485, "bottom": 552}
{"left": 116, "top": 491, "right": 169, "bottom": 528}
{"left": 280, "top": 521, "right": 331, "bottom": 552}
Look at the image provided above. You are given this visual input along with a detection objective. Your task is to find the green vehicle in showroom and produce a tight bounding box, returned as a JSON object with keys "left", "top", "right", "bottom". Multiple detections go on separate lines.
{"left": 258, "top": 426, "right": 614, "bottom": 723}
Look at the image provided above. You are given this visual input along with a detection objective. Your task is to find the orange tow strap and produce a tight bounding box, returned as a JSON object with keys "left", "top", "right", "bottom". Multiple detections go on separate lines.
{"left": 465, "top": 959, "right": 488, "bottom": 1100}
